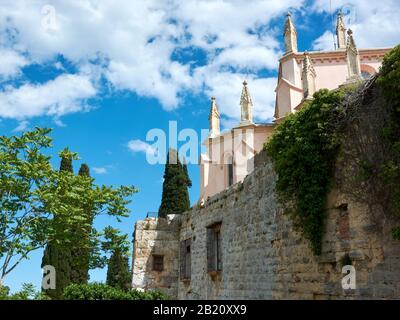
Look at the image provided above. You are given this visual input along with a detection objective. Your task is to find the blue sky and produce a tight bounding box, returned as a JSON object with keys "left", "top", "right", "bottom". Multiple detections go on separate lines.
{"left": 0, "top": 0, "right": 399, "bottom": 292}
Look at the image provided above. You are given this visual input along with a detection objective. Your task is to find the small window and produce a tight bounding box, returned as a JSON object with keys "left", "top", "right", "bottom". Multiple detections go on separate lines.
{"left": 207, "top": 223, "right": 222, "bottom": 273}
{"left": 180, "top": 238, "right": 191, "bottom": 280}
{"left": 226, "top": 155, "right": 233, "bottom": 187}
{"left": 152, "top": 255, "right": 164, "bottom": 271}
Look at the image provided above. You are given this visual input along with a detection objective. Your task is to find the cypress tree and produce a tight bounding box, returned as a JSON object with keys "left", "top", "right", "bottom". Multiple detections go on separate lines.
{"left": 69, "top": 164, "right": 93, "bottom": 285}
{"left": 106, "top": 249, "right": 131, "bottom": 291}
{"left": 41, "top": 154, "right": 74, "bottom": 299}
{"left": 158, "top": 149, "right": 192, "bottom": 218}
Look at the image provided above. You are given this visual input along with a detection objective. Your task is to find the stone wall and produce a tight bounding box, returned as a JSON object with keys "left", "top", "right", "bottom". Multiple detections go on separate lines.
{"left": 131, "top": 156, "right": 400, "bottom": 299}
{"left": 176, "top": 160, "right": 400, "bottom": 299}
{"left": 131, "top": 215, "right": 180, "bottom": 297}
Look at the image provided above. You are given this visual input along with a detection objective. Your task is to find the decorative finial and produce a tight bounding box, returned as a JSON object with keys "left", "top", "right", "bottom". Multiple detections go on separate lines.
{"left": 243, "top": 80, "right": 247, "bottom": 86}
{"left": 347, "top": 29, "right": 353, "bottom": 36}
{"left": 287, "top": 11, "right": 292, "bottom": 17}
{"left": 211, "top": 96, "right": 216, "bottom": 100}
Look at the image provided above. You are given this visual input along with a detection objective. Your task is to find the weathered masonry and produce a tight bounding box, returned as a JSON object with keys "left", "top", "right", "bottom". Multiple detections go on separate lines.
{"left": 132, "top": 151, "right": 400, "bottom": 299}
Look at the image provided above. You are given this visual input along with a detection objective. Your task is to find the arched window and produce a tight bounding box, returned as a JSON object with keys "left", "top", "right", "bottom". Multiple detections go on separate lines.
{"left": 361, "top": 64, "right": 377, "bottom": 80}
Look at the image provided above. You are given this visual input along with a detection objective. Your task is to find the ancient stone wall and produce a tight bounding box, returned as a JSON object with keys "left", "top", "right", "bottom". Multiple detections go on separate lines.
{"left": 131, "top": 155, "right": 400, "bottom": 299}
{"left": 131, "top": 215, "right": 180, "bottom": 297}
{"left": 175, "top": 156, "right": 400, "bottom": 299}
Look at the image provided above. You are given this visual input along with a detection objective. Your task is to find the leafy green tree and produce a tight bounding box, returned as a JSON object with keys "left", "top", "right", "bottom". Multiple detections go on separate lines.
{"left": 0, "top": 128, "right": 53, "bottom": 286}
{"left": 158, "top": 149, "right": 192, "bottom": 218}
{"left": 0, "top": 128, "right": 137, "bottom": 293}
{"left": 104, "top": 228, "right": 131, "bottom": 291}
{"left": 42, "top": 149, "right": 74, "bottom": 299}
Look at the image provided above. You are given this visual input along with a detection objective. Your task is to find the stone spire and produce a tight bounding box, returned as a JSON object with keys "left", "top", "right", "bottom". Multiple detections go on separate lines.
{"left": 302, "top": 52, "right": 316, "bottom": 100}
{"left": 336, "top": 11, "right": 347, "bottom": 49}
{"left": 240, "top": 80, "right": 253, "bottom": 125}
{"left": 208, "top": 96, "right": 220, "bottom": 137}
{"left": 346, "top": 29, "right": 362, "bottom": 82}
{"left": 284, "top": 12, "right": 298, "bottom": 54}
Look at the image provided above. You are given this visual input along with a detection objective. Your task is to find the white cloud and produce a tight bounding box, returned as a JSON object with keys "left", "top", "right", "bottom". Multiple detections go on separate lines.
{"left": 12, "top": 120, "right": 29, "bottom": 132}
{"left": 0, "top": 0, "right": 398, "bottom": 123}
{"left": 0, "top": 0, "right": 305, "bottom": 121}
{"left": 92, "top": 167, "right": 108, "bottom": 175}
{"left": 127, "top": 139, "right": 157, "bottom": 157}
{"left": 313, "top": 31, "right": 336, "bottom": 51}
{"left": 0, "top": 73, "right": 96, "bottom": 119}
{"left": 0, "top": 49, "right": 28, "bottom": 79}
{"left": 312, "top": 0, "right": 400, "bottom": 48}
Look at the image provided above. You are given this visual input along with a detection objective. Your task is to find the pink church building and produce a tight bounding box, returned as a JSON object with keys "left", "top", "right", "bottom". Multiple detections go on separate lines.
{"left": 199, "top": 12, "right": 392, "bottom": 202}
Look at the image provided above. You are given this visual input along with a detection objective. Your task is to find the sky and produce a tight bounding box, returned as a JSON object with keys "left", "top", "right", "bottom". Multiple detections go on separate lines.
{"left": 0, "top": 0, "right": 399, "bottom": 292}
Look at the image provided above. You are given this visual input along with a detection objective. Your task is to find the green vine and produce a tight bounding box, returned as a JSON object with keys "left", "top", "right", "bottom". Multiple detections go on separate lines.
{"left": 265, "top": 89, "right": 346, "bottom": 255}
{"left": 265, "top": 46, "right": 400, "bottom": 254}
{"left": 377, "top": 45, "right": 400, "bottom": 237}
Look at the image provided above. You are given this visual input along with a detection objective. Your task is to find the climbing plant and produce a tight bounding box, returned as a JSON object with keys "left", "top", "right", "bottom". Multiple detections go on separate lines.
{"left": 265, "top": 45, "right": 400, "bottom": 254}
{"left": 265, "top": 89, "right": 347, "bottom": 255}
{"left": 377, "top": 44, "right": 400, "bottom": 236}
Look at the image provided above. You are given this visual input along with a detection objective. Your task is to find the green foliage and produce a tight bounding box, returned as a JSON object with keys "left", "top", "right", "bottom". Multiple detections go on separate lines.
{"left": 377, "top": 45, "right": 400, "bottom": 234}
{"left": 42, "top": 152, "right": 75, "bottom": 299}
{"left": 158, "top": 149, "right": 192, "bottom": 218}
{"left": 0, "top": 283, "right": 49, "bottom": 300}
{"left": 63, "top": 283, "right": 169, "bottom": 300}
{"left": 392, "top": 227, "right": 400, "bottom": 241}
{"left": 0, "top": 128, "right": 137, "bottom": 291}
{"left": 106, "top": 250, "right": 131, "bottom": 291}
{"left": 265, "top": 89, "right": 346, "bottom": 255}
{"left": 105, "top": 229, "right": 131, "bottom": 291}
{"left": 71, "top": 163, "right": 93, "bottom": 285}
{"left": 0, "top": 128, "right": 54, "bottom": 283}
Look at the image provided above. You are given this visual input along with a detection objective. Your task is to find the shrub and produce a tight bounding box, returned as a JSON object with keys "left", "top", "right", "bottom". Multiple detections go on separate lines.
{"left": 63, "top": 283, "right": 169, "bottom": 300}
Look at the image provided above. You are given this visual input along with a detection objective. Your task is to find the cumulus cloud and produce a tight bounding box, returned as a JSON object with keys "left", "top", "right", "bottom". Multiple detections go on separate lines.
{"left": 0, "top": 74, "right": 96, "bottom": 119}
{"left": 0, "top": 0, "right": 398, "bottom": 123}
{"left": 0, "top": 49, "right": 28, "bottom": 80}
{"left": 127, "top": 140, "right": 158, "bottom": 157}
{"left": 0, "top": 0, "right": 305, "bottom": 122}
{"left": 313, "top": 31, "right": 336, "bottom": 51}
{"left": 312, "top": 0, "right": 400, "bottom": 49}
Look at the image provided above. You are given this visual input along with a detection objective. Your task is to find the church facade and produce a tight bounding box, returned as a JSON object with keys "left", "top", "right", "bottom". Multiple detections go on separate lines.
{"left": 199, "top": 12, "right": 391, "bottom": 201}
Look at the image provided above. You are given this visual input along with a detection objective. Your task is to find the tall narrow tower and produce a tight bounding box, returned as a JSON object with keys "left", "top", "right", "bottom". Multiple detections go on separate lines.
{"left": 346, "top": 29, "right": 362, "bottom": 82}
{"left": 284, "top": 12, "right": 298, "bottom": 54}
{"left": 336, "top": 11, "right": 347, "bottom": 49}
{"left": 302, "top": 52, "right": 316, "bottom": 100}
{"left": 208, "top": 96, "right": 220, "bottom": 138}
{"left": 240, "top": 81, "right": 253, "bottom": 125}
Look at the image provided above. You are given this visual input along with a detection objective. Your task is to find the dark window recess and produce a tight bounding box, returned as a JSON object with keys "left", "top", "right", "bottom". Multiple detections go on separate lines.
{"left": 152, "top": 255, "right": 164, "bottom": 271}
{"left": 228, "top": 163, "right": 233, "bottom": 186}
{"left": 227, "top": 155, "right": 233, "bottom": 186}
{"left": 207, "top": 223, "right": 222, "bottom": 273}
{"left": 180, "top": 238, "right": 191, "bottom": 280}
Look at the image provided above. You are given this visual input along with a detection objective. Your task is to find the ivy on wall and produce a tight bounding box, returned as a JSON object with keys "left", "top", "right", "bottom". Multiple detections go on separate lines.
{"left": 377, "top": 45, "right": 400, "bottom": 237}
{"left": 265, "top": 89, "right": 346, "bottom": 255}
{"left": 265, "top": 45, "right": 400, "bottom": 254}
